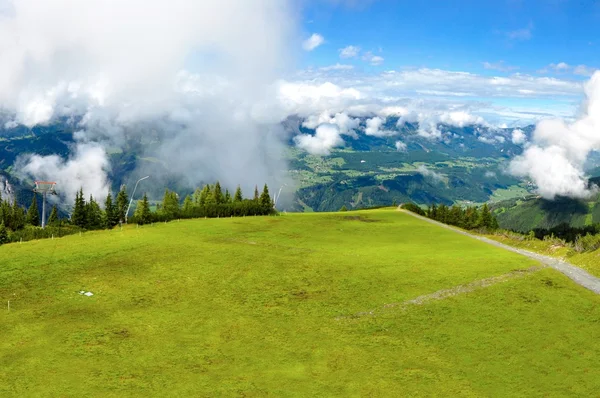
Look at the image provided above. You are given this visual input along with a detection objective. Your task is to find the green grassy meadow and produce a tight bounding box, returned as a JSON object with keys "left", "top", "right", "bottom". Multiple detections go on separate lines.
{"left": 1, "top": 210, "right": 600, "bottom": 396}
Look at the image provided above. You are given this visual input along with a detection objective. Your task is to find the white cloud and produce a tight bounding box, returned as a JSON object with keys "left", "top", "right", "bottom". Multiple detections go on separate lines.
{"left": 483, "top": 61, "right": 519, "bottom": 72}
{"left": 302, "top": 33, "right": 325, "bottom": 51}
{"left": 319, "top": 63, "right": 354, "bottom": 71}
{"left": 438, "top": 111, "right": 485, "bottom": 127}
{"left": 339, "top": 45, "right": 360, "bottom": 59}
{"left": 395, "top": 140, "right": 407, "bottom": 152}
{"left": 302, "top": 111, "right": 360, "bottom": 136}
{"left": 365, "top": 116, "right": 395, "bottom": 137}
{"left": 574, "top": 65, "right": 596, "bottom": 77}
{"left": 362, "top": 51, "right": 384, "bottom": 66}
{"left": 294, "top": 123, "right": 343, "bottom": 155}
{"left": 416, "top": 165, "right": 445, "bottom": 183}
{"left": 508, "top": 71, "right": 600, "bottom": 199}
{"left": 511, "top": 128, "right": 527, "bottom": 144}
{"left": 19, "top": 142, "right": 110, "bottom": 203}
{"left": 2, "top": 0, "right": 297, "bottom": 197}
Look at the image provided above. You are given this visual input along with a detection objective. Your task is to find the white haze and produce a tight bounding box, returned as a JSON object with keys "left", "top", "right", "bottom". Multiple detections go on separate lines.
{"left": 0, "top": 0, "right": 296, "bottom": 202}
{"left": 509, "top": 72, "right": 600, "bottom": 199}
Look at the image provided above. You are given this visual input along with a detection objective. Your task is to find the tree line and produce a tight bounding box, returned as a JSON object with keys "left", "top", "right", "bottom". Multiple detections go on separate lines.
{"left": 0, "top": 182, "right": 276, "bottom": 245}
{"left": 401, "top": 202, "right": 499, "bottom": 230}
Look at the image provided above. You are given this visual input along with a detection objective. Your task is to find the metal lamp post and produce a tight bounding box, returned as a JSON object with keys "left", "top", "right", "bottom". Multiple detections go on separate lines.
{"left": 125, "top": 176, "right": 150, "bottom": 223}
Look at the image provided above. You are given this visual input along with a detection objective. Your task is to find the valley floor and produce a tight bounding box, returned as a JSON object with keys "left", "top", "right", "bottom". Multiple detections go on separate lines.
{"left": 1, "top": 210, "right": 599, "bottom": 396}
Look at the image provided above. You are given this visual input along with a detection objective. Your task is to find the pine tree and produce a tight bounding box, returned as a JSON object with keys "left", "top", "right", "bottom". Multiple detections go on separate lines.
{"left": 104, "top": 192, "right": 119, "bottom": 228}
{"left": 233, "top": 186, "right": 243, "bottom": 202}
{"left": 213, "top": 181, "right": 224, "bottom": 204}
{"left": 479, "top": 203, "right": 492, "bottom": 229}
{"left": 253, "top": 185, "right": 259, "bottom": 201}
{"left": 0, "top": 222, "right": 8, "bottom": 245}
{"left": 11, "top": 199, "right": 25, "bottom": 230}
{"left": 161, "top": 189, "right": 180, "bottom": 220}
{"left": 26, "top": 194, "right": 40, "bottom": 227}
{"left": 259, "top": 184, "right": 272, "bottom": 209}
{"left": 199, "top": 185, "right": 211, "bottom": 205}
{"left": 72, "top": 188, "right": 87, "bottom": 228}
{"left": 0, "top": 193, "right": 11, "bottom": 229}
{"left": 116, "top": 186, "right": 129, "bottom": 223}
{"left": 224, "top": 189, "right": 231, "bottom": 204}
{"left": 340, "top": 205, "right": 348, "bottom": 212}
{"left": 192, "top": 187, "right": 203, "bottom": 206}
{"left": 48, "top": 205, "right": 59, "bottom": 225}
{"left": 182, "top": 195, "right": 194, "bottom": 216}
{"left": 490, "top": 215, "right": 499, "bottom": 230}
{"left": 86, "top": 195, "right": 104, "bottom": 230}
{"left": 134, "top": 193, "right": 151, "bottom": 225}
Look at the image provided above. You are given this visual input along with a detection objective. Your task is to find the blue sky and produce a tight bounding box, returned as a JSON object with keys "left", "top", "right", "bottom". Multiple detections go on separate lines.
{"left": 286, "top": 0, "right": 600, "bottom": 125}
{"left": 300, "top": 0, "right": 600, "bottom": 75}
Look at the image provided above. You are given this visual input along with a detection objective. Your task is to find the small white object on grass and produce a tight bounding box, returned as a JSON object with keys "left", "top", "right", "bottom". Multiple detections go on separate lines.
{"left": 84, "top": 292, "right": 94, "bottom": 297}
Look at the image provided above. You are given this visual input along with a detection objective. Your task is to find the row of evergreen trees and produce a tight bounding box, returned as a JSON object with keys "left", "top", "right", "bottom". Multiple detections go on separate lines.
{"left": 130, "top": 183, "right": 275, "bottom": 224}
{"left": 0, "top": 182, "right": 276, "bottom": 245}
{"left": 402, "top": 202, "right": 499, "bottom": 230}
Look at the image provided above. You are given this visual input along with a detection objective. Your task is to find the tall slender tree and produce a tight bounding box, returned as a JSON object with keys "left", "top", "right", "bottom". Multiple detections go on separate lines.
{"left": 72, "top": 188, "right": 87, "bottom": 228}
{"left": 116, "top": 186, "right": 129, "bottom": 224}
{"left": 134, "top": 193, "right": 151, "bottom": 224}
{"left": 48, "top": 205, "right": 59, "bottom": 225}
{"left": 182, "top": 194, "right": 193, "bottom": 216}
{"left": 161, "top": 189, "right": 180, "bottom": 219}
{"left": 259, "top": 184, "right": 272, "bottom": 209}
{"left": 0, "top": 221, "right": 8, "bottom": 244}
{"left": 11, "top": 198, "right": 25, "bottom": 230}
{"left": 233, "top": 185, "right": 243, "bottom": 202}
{"left": 253, "top": 185, "right": 259, "bottom": 201}
{"left": 86, "top": 195, "right": 104, "bottom": 230}
{"left": 26, "top": 195, "right": 40, "bottom": 226}
{"left": 213, "top": 182, "right": 224, "bottom": 204}
{"left": 104, "top": 192, "right": 119, "bottom": 228}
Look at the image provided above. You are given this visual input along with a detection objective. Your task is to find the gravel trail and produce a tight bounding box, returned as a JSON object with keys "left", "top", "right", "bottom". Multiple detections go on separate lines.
{"left": 399, "top": 209, "right": 600, "bottom": 294}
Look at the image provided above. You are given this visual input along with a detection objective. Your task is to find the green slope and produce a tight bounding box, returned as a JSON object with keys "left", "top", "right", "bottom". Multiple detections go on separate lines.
{"left": 1, "top": 210, "right": 600, "bottom": 396}
{"left": 494, "top": 195, "right": 600, "bottom": 232}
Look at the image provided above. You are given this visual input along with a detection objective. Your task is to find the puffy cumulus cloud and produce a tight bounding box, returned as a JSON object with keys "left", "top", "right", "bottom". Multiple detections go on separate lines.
{"left": 302, "top": 33, "right": 324, "bottom": 51}
{"left": 339, "top": 45, "right": 360, "bottom": 59}
{"left": 276, "top": 81, "right": 362, "bottom": 117}
{"left": 3, "top": 0, "right": 298, "bottom": 197}
{"left": 508, "top": 71, "right": 600, "bottom": 199}
{"left": 438, "top": 111, "right": 485, "bottom": 127}
{"left": 365, "top": 116, "right": 395, "bottom": 137}
{"left": 511, "top": 128, "right": 527, "bottom": 144}
{"left": 395, "top": 140, "right": 407, "bottom": 152}
{"left": 17, "top": 143, "right": 110, "bottom": 203}
{"left": 302, "top": 111, "right": 360, "bottom": 137}
{"left": 294, "top": 123, "right": 344, "bottom": 155}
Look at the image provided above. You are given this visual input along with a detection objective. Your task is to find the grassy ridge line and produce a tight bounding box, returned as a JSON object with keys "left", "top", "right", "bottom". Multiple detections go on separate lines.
{"left": 400, "top": 208, "right": 600, "bottom": 294}
{"left": 1, "top": 210, "right": 600, "bottom": 396}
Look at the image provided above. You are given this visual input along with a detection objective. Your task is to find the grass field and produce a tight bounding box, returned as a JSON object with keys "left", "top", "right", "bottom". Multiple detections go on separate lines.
{"left": 1, "top": 210, "right": 600, "bottom": 396}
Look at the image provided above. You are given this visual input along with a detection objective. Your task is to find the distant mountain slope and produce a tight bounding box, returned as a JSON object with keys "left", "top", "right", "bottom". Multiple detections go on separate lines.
{"left": 0, "top": 117, "right": 534, "bottom": 211}
{"left": 492, "top": 182, "right": 600, "bottom": 232}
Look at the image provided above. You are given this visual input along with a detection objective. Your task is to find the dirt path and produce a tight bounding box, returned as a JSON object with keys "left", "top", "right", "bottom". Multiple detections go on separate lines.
{"left": 398, "top": 209, "right": 600, "bottom": 294}
{"left": 337, "top": 265, "right": 545, "bottom": 319}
